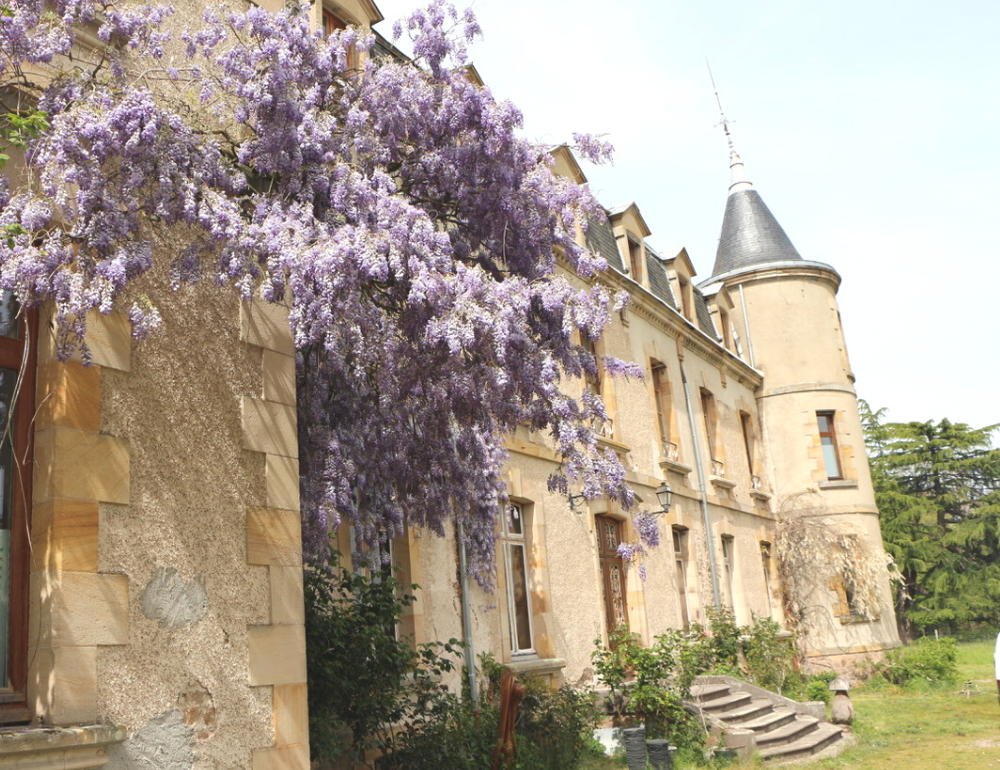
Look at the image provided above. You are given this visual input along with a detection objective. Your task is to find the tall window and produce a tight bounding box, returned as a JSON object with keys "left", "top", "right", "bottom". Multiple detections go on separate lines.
{"left": 760, "top": 542, "right": 773, "bottom": 617}
{"left": 502, "top": 504, "right": 533, "bottom": 654}
{"left": 700, "top": 388, "right": 721, "bottom": 474}
{"left": 349, "top": 526, "right": 397, "bottom": 637}
{"left": 721, "top": 535, "right": 736, "bottom": 610}
{"left": 739, "top": 411, "right": 756, "bottom": 484}
{"left": 581, "top": 333, "right": 601, "bottom": 398}
{"left": 673, "top": 527, "right": 690, "bottom": 628}
{"left": 0, "top": 294, "right": 35, "bottom": 722}
{"left": 651, "top": 362, "right": 675, "bottom": 460}
{"left": 582, "top": 333, "right": 613, "bottom": 439}
{"left": 323, "top": 8, "right": 357, "bottom": 70}
{"left": 817, "top": 411, "right": 843, "bottom": 480}
{"left": 596, "top": 516, "right": 629, "bottom": 634}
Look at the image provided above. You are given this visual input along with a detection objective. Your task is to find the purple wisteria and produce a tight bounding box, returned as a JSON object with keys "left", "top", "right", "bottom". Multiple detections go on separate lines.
{"left": 0, "top": 0, "right": 647, "bottom": 584}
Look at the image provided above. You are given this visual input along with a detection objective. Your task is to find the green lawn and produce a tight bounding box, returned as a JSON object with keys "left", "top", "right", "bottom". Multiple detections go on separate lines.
{"left": 583, "top": 641, "right": 1000, "bottom": 770}
{"left": 809, "top": 640, "right": 999, "bottom": 770}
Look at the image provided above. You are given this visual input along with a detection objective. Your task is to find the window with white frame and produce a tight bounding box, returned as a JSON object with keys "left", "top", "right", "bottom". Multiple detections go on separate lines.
{"left": 502, "top": 503, "right": 533, "bottom": 654}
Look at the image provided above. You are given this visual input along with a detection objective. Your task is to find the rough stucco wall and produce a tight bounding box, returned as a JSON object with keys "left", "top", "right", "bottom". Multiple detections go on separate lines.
{"left": 98, "top": 246, "right": 271, "bottom": 769}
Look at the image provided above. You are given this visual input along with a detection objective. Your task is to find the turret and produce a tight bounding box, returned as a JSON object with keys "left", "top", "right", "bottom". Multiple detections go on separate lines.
{"left": 699, "top": 124, "right": 900, "bottom": 667}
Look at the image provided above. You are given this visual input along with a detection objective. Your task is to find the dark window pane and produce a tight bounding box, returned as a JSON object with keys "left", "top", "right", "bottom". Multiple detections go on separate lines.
{"left": 509, "top": 544, "right": 531, "bottom": 651}
{"left": 0, "top": 367, "right": 16, "bottom": 686}
{"left": 0, "top": 294, "right": 18, "bottom": 341}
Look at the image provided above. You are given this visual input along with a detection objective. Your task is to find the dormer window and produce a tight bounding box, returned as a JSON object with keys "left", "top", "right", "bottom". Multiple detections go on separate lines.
{"left": 718, "top": 308, "right": 732, "bottom": 349}
{"left": 627, "top": 238, "right": 643, "bottom": 282}
{"left": 678, "top": 277, "right": 692, "bottom": 320}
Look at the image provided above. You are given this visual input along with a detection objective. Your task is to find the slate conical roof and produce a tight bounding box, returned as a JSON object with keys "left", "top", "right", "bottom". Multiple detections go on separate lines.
{"left": 710, "top": 148, "right": 803, "bottom": 278}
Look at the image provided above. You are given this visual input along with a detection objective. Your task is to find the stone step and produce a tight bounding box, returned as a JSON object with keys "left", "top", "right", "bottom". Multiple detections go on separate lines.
{"left": 716, "top": 697, "right": 775, "bottom": 724}
{"left": 758, "top": 722, "right": 844, "bottom": 762}
{"left": 736, "top": 707, "right": 798, "bottom": 733}
{"left": 755, "top": 715, "right": 819, "bottom": 747}
{"left": 701, "top": 691, "right": 752, "bottom": 713}
{"left": 690, "top": 683, "right": 731, "bottom": 703}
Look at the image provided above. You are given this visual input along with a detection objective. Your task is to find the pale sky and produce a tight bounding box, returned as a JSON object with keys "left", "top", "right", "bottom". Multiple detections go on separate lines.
{"left": 372, "top": 0, "right": 1000, "bottom": 430}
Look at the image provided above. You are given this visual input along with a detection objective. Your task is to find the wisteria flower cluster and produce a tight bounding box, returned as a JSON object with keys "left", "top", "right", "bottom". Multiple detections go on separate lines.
{"left": 0, "top": 0, "right": 650, "bottom": 584}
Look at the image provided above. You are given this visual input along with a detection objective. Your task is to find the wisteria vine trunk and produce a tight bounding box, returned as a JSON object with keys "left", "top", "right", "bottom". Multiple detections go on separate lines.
{"left": 0, "top": 0, "right": 649, "bottom": 583}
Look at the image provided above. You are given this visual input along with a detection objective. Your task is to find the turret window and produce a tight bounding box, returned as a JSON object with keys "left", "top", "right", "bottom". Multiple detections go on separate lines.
{"left": 817, "top": 411, "right": 843, "bottom": 480}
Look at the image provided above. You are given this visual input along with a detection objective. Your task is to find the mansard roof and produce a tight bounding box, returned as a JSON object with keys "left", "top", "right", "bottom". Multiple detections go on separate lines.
{"left": 643, "top": 246, "right": 677, "bottom": 309}
{"left": 584, "top": 211, "right": 624, "bottom": 273}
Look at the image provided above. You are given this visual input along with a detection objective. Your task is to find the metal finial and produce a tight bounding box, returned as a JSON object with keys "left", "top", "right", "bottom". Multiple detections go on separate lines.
{"left": 707, "top": 62, "right": 754, "bottom": 195}
{"left": 707, "top": 60, "right": 735, "bottom": 152}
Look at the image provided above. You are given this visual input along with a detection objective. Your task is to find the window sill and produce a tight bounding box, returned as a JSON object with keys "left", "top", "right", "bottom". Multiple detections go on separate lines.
{"left": 659, "top": 458, "right": 692, "bottom": 476}
{"left": 819, "top": 479, "right": 858, "bottom": 490}
{"left": 709, "top": 476, "right": 736, "bottom": 491}
{"left": 0, "top": 724, "right": 126, "bottom": 767}
{"left": 506, "top": 657, "right": 567, "bottom": 676}
{"left": 838, "top": 613, "right": 877, "bottom": 625}
{"left": 749, "top": 490, "right": 771, "bottom": 502}
{"left": 596, "top": 436, "right": 631, "bottom": 455}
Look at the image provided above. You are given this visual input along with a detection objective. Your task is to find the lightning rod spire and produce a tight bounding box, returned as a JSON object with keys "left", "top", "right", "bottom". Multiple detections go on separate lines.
{"left": 707, "top": 61, "right": 753, "bottom": 195}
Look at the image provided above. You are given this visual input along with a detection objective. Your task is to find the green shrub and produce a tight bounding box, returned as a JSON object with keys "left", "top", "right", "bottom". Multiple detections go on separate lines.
{"left": 592, "top": 627, "right": 705, "bottom": 751}
{"left": 875, "top": 637, "right": 959, "bottom": 685}
{"left": 384, "top": 671, "right": 600, "bottom": 770}
{"left": 702, "top": 606, "right": 742, "bottom": 670}
{"left": 516, "top": 676, "right": 602, "bottom": 769}
{"left": 741, "top": 615, "right": 802, "bottom": 696}
{"left": 803, "top": 675, "right": 834, "bottom": 705}
{"left": 304, "top": 553, "right": 462, "bottom": 764}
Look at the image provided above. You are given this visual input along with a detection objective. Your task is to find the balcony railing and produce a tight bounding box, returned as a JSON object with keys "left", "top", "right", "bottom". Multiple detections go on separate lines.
{"left": 661, "top": 440, "right": 679, "bottom": 462}
{"left": 711, "top": 458, "right": 726, "bottom": 478}
{"left": 750, "top": 474, "right": 763, "bottom": 490}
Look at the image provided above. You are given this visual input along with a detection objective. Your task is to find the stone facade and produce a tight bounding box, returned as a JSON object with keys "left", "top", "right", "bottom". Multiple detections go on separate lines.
{"left": 395, "top": 142, "right": 900, "bottom": 689}
{"left": 0, "top": 1, "right": 899, "bottom": 768}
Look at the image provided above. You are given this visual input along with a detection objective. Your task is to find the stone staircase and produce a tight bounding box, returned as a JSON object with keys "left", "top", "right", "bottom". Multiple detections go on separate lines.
{"left": 688, "top": 676, "right": 850, "bottom": 763}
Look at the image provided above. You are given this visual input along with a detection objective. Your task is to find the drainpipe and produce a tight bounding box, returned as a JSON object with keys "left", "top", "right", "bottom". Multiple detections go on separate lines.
{"left": 679, "top": 359, "right": 722, "bottom": 609}
{"left": 456, "top": 519, "right": 479, "bottom": 709}
{"left": 738, "top": 283, "right": 755, "bottom": 369}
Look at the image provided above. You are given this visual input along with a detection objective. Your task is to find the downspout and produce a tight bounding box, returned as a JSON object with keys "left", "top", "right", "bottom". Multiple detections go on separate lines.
{"left": 738, "top": 283, "right": 755, "bottom": 369}
{"left": 679, "top": 359, "right": 722, "bottom": 609}
{"left": 455, "top": 520, "right": 479, "bottom": 709}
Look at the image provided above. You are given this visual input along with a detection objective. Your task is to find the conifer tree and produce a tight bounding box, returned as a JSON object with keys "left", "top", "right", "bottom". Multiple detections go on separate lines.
{"left": 861, "top": 401, "right": 1000, "bottom": 636}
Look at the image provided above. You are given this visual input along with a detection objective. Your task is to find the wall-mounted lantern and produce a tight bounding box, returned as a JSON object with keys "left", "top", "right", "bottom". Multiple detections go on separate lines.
{"left": 654, "top": 482, "right": 673, "bottom": 515}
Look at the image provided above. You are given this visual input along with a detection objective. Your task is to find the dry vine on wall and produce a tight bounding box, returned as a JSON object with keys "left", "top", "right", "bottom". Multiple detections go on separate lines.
{"left": 772, "top": 496, "right": 900, "bottom": 639}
